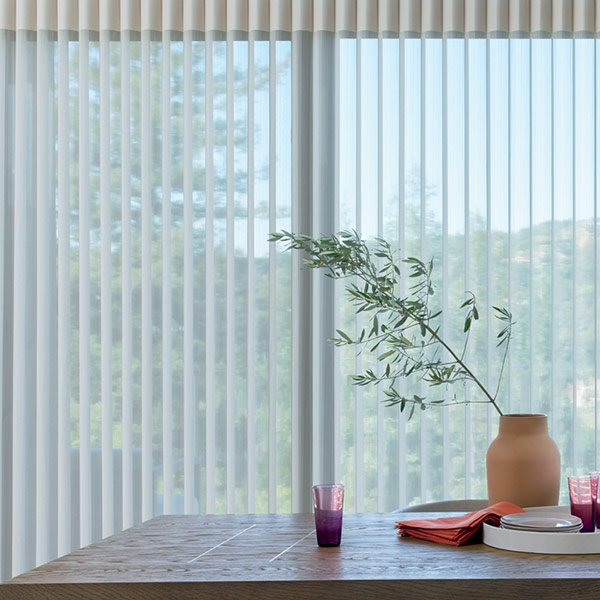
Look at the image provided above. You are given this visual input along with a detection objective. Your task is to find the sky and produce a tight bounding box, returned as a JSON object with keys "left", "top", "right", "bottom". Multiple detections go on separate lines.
{"left": 242, "top": 36, "right": 598, "bottom": 256}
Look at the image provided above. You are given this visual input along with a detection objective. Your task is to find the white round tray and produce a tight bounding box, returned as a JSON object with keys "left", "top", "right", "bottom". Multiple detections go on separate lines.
{"left": 483, "top": 505, "right": 600, "bottom": 554}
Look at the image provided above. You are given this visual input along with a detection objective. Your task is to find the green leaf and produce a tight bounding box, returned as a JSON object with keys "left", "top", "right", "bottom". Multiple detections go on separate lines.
{"left": 397, "top": 315, "right": 409, "bottom": 327}
{"left": 409, "top": 405, "right": 416, "bottom": 421}
{"left": 336, "top": 329, "right": 353, "bottom": 343}
{"left": 464, "top": 317, "right": 472, "bottom": 332}
{"left": 372, "top": 315, "right": 379, "bottom": 335}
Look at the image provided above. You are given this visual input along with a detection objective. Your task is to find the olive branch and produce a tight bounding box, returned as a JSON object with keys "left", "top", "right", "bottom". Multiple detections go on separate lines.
{"left": 270, "top": 230, "right": 514, "bottom": 418}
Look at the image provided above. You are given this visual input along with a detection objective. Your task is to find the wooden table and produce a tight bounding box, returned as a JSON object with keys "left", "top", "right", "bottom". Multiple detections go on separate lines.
{"left": 2, "top": 512, "right": 600, "bottom": 599}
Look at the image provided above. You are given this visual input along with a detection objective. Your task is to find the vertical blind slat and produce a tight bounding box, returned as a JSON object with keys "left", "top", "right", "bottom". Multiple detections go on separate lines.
{"left": 572, "top": 38, "right": 577, "bottom": 470}
{"left": 376, "top": 34, "right": 384, "bottom": 513}
{"left": 398, "top": 35, "right": 407, "bottom": 510}
{"left": 311, "top": 42, "right": 321, "bottom": 490}
{"left": 442, "top": 36, "right": 450, "bottom": 499}
{"left": 78, "top": 29, "right": 93, "bottom": 550}
{"left": 290, "top": 31, "right": 312, "bottom": 514}
{"left": 0, "top": 30, "right": 6, "bottom": 579}
{"left": 183, "top": 28, "right": 195, "bottom": 515}
{"left": 205, "top": 33, "right": 216, "bottom": 516}
{"left": 57, "top": 28, "right": 71, "bottom": 558}
{"left": 226, "top": 33, "right": 236, "bottom": 515}
{"left": 528, "top": 39, "right": 534, "bottom": 416}
{"left": 314, "top": 31, "right": 336, "bottom": 489}
{"left": 247, "top": 31, "right": 256, "bottom": 515}
{"left": 100, "top": 28, "right": 114, "bottom": 539}
{"left": 311, "top": 32, "right": 322, "bottom": 490}
{"left": 141, "top": 29, "right": 154, "bottom": 523}
{"left": 594, "top": 40, "right": 598, "bottom": 470}
{"left": 354, "top": 35, "right": 364, "bottom": 514}
{"left": 291, "top": 33, "right": 300, "bottom": 513}
{"left": 595, "top": 37, "right": 599, "bottom": 470}
{"left": 49, "top": 30, "right": 58, "bottom": 554}
{"left": 419, "top": 36, "right": 427, "bottom": 504}
{"left": 12, "top": 31, "right": 32, "bottom": 576}
{"left": 551, "top": 39, "right": 557, "bottom": 438}
{"left": 507, "top": 42, "right": 513, "bottom": 417}
{"left": 486, "top": 37, "right": 493, "bottom": 448}
{"left": 35, "top": 29, "right": 52, "bottom": 567}
{"left": 121, "top": 29, "right": 134, "bottom": 531}
{"left": 550, "top": 41, "right": 558, "bottom": 434}
{"left": 333, "top": 33, "right": 341, "bottom": 486}
{"left": 464, "top": 38, "right": 472, "bottom": 499}
{"left": 162, "top": 29, "right": 174, "bottom": 516}
{"left": 267, "top": 33, "right": 276, "bottom": 514}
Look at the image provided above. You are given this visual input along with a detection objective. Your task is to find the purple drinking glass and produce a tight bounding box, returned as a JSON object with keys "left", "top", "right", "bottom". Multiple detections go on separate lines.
{"left": 568, "top": 476, "right": 595, "bottom": 532}
{"left": 312, "top": 484, "right": 344, "bottom": 547}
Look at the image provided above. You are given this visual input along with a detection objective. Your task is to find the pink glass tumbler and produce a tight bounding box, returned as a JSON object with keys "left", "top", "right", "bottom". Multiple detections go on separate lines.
{"left": 312, "top": 484, "right": 344, "bottom": 547}
{"left": 590, "top": 471, "right": 600, "bottom": 530}
{"left": 568, "top": 476, "right": 595, "bottom": 532}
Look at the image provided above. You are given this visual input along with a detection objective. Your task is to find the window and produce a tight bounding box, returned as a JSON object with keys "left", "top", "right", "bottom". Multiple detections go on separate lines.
{"left": 0, "top": 0, "right": 598, "bottom": 581}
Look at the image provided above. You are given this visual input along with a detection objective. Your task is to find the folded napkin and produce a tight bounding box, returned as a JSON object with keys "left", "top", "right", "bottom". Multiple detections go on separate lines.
{"left": 395, "top": 501, "right": 525, "bottom": 546}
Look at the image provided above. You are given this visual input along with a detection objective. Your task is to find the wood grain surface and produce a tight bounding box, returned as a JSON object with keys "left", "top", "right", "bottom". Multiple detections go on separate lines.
{"left": 2, "top": 512, "right": 600, "bottom": 599}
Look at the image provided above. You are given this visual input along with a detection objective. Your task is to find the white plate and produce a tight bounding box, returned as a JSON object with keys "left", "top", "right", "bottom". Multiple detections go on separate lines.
{"left": 500, "top": 512, "right": 582, "bottom": 530}
{"left": 484, "top": 523, "right": 600, "bottom": 554}
{"left": 484, "top": 506, "right": 600, "bottom": 554}
{"left": 501, "top": 523, "right": 582, "bottom": 533}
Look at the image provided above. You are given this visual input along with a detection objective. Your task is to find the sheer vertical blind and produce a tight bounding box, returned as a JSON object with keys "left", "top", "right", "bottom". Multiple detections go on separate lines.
{"left": 1, "top": 0, "right": 600, "bottom": 580}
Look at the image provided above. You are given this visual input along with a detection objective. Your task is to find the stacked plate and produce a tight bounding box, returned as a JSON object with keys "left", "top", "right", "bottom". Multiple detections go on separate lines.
{"left": 500, "top": 512, "right": 583, "bottom": 533}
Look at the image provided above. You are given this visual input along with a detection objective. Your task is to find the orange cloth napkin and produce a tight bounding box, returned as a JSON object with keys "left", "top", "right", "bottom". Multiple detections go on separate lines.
{"left": 395, "top": 501, "right": 525, "bottom": 546}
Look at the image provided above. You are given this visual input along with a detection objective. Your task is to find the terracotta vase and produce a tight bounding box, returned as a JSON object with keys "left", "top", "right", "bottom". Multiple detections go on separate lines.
{"left": 486, "top": 414, "right": 560, "bottom": 508}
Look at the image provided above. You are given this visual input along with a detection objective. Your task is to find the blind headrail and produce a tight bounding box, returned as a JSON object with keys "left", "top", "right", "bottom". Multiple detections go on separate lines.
{"left": 1, "top": 0, "right": 599, "bottom": 37}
